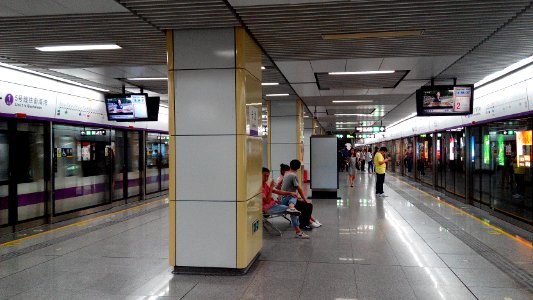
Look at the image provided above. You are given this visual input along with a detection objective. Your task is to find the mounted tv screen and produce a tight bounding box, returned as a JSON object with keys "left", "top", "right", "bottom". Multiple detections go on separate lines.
{"left": 416, "top": 85, "right": 474, "bottom": 116}
{"left": 105, "top": 93, "right": 148, "bottom": 120}
{"left": 146, "top": 96, "right": 160, "bottom": 121}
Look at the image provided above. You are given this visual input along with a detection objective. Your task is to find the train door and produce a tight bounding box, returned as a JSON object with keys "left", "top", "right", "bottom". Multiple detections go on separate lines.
{"left": 0, "top": 119, "right": 48, "bottom": 232}
{"left": 436, "top": 132, "right": 444, "bottom": 188}
{"left": 0, "top": 121, "right": 8, "bottom": 227}
{"left": 145, "top": 132, "right": 161, "bottom": 194}
{"left": 53, "top": 125, "right": 111, "bottom": 215}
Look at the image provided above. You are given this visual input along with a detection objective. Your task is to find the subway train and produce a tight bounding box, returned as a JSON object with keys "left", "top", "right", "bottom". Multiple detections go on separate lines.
{"left": 0, "top": 66, "right": 169, "bottom": 233}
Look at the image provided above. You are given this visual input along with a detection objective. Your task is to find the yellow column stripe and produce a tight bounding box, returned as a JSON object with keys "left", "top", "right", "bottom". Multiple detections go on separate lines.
{"left": 396, "top": 177, "right": 533, "bottom": 249}
{"left": 166, "top": 29, "right": 177, "bottom": 267}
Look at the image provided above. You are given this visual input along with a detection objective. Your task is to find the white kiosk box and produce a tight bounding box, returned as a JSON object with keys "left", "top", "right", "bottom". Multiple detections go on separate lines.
{"left": 310, "top": 135, "right": 339, "bottom": 199}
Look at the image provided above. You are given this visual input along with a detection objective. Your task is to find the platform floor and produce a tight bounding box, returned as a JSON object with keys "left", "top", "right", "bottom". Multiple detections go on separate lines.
{"left": 0, "top": 172, "right": 532, "bottom": 300}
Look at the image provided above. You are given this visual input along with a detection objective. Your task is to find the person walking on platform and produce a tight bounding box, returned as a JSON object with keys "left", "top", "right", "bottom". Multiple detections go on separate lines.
{"left": 374, "top": 147, "right": 391, "bottom": 197}
{"left": 367, "top": 149, "right": 374, "bottom": 173}
{"left": 348, "top": 148, "right": 357, "bottom": 187}
{"left": 360, "top": 148, "right": 366, "bottom": 172}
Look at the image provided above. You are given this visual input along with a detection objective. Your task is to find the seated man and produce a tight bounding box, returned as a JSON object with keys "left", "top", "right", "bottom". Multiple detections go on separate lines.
{"left": 276, "top": 162, "right": 321, "bottom": 230}
{"left": 262, "top": 167, "right": 309, "bottom": 239}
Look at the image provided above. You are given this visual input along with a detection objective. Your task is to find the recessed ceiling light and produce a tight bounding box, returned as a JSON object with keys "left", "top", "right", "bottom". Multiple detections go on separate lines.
{"left": 328, "top": 71, "right": 395, "bottom": 75}
{"left": 332, "top": 100, "right": 373, "bottom": 103}
{"left": 261, "top": 66, "right": 266, "bottom": 70}
{"left": 262, "top": 83, "right": 279, "bottom": 86}
{"left": 35, "top": 44, "right": 121, "bottom": 52}
{"left": 335, "top": 113, "right": 371, "bottom": 116}
{"left": 127, "top": 77, "right": 167, "bottom": 81}
{"left": 266, "top": 93, "right": 289, "bottom": 97}
{"left": 322, "top": 30, "right": 424, "bottom": 40}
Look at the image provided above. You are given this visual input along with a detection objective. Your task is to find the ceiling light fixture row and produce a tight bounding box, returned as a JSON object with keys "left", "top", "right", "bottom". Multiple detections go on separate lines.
{"left": 266, "top": 93, "right": 289, "bottom": 97}
{"left": 328, "top": 70, "right": 395, "bottom": 75}
{"left": 35, "top": 44, "right": 122, "bottom": 52}
{"left": 334, "top": 113, "right": 372, "bottom": 116}
{"left": 128, "top": 77, "right": 167, "bottom": 81}
{"left": 322, "top": 30, "right": 424, "bottom": 40}
{"left": 332, "top": 100, "right": 373, "bottom": 103}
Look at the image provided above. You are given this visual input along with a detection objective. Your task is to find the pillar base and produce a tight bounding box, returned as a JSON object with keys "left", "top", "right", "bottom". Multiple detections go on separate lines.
{"left": 171, "top": 252, "right": 260, "bottom": 276}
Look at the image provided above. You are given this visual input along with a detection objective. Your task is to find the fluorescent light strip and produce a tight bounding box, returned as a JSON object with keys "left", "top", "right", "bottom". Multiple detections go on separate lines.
{"left": 386, "top": 112, "right": 417, "bottom": 129}
{"left": 246, "top": 102, "right": 262, "bottom": 106}
{"left": 332, "top": 100, "right": 373, "bottom": 103}
{"left": 36, "top": 44, "right": 121, "bottom": 52}
{"left": 335, "top": 113, "right": 371, "bottom": 116}
{"left": 322, "top": 30, "right": 424, "bottom": 40}
{"left": 329, "top": 71, "right": 395, "bottom": 75}
{"left": 0, "top": 62, "right": 109, "bottom": 92}
{"left": 475, "top": 55, "right": 533, "bottom": 87}
{"left": 261, "top": 82, "right": 279, "bottom": 86}
{"left": 127, "top": 77, "right": 167, "bottom": 81}
{"left": 266, "top": 93, "right": 289, "bottom": 97}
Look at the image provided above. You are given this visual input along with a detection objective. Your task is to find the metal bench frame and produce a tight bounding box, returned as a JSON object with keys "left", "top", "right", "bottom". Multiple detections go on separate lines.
{"left": 263, "top": 213, "right": 291, "bottom": 236}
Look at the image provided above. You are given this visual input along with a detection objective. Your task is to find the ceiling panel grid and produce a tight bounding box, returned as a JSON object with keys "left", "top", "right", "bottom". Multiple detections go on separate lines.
{"left": 0, "top": 13, "right": 167, "bottom": 68}
{"left": 234, "top": 0, "right": 532, "bottom": 60}
{"left": 116, "top": 0, "right": 239, "bottom": 29}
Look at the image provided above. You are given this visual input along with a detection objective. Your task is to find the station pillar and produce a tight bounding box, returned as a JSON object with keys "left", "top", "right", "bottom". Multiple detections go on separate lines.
{"left": 167, "top": 27, "right": 263, "bottom": 273}
{"left": 269, "top": 99, "right": 305, "bottom": 182}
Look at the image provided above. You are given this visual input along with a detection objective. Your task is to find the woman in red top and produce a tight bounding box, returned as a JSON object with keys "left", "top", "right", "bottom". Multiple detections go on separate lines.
{"left": 262, "top": 167, "right": 309, "bottom": 239}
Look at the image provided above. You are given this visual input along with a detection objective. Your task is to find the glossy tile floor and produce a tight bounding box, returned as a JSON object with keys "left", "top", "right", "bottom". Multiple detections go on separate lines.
{"left": 0, "top": 172, "right": 532, "bottom": 300}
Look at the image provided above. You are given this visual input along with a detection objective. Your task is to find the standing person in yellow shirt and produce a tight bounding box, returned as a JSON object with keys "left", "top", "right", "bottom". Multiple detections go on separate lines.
{"left": 374, "top": 147, "right": 392, "bottom": 197}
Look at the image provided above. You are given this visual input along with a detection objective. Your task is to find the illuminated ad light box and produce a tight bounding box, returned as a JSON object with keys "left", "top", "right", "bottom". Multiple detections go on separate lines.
{"left": 483, "top": 135, "right": 490, "bottom": 166}
{"left": 310, "top": 136, "right": 339, "bottom": 199}
{"left": 471, "top": 136, "right": 475, "bottom": 163}
{"left": 497, "top": 134, "right": 505, "bottom": 166}
{"left": 516, "top": 130, "right": 532, "bottom": 168}
{"left": 449, "top": 137, "right": 455, "bottom": 160}
{"left": 416, "top": 85, "right": 474, "bottom": 116}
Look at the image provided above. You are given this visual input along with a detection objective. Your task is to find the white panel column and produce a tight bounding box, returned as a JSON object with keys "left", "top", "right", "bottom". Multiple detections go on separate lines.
{"left": 172, "top": 28, "right": 237, "bottom": 270}
{"left": 269, "top": 99, "right": 304, "bottom": 180}
{"left": 167, "top": 28, "right": 263, "bottom": 273}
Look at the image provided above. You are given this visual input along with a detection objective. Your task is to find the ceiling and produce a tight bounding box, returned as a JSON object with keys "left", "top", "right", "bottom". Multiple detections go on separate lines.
{"left": 1, "top": 0, "right": 533, "bottom": 133}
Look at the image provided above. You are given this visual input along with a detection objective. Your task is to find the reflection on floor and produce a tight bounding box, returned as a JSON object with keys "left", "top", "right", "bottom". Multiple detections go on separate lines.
{"left": 0, "top": 171, "right": 532, "bottom": 299}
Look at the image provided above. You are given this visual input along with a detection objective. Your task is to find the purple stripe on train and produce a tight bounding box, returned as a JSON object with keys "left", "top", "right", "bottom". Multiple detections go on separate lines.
{"left": 0, "top": 174, "right": 169, "bottom": 209}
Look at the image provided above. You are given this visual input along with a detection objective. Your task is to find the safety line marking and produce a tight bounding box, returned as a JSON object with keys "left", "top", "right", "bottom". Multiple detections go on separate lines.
{"left": 395, "top": 177, "right": 533, "bottom": 249}
{"left": 0, "top": 197, "right": 167, "bottom": 247}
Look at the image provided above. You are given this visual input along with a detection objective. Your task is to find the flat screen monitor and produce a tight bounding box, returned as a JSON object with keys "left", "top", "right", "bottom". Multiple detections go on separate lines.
{"left": 105, "top": 93, "right": 148, "bottom": 120}
{"left": 416, "top": 85, "right": 474, "bottom": 116}
{"left": 146, "top": 97, "right": 160, "bottom": 121}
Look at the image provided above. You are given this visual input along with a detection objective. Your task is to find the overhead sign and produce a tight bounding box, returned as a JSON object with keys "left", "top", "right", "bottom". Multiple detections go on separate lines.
{"left": 354, "top": 126, "right": 385, "bottom": 133}
{"left": 80, "top": 130, "right": 106, "bottom": 136}
{"left": 354, "top": 133, "right": 375, "bottom": 139}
